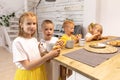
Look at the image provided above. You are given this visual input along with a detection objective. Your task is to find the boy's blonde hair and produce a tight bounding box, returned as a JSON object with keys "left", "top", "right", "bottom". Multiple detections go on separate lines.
{"left": 88, "top": 23, "right": 103, "bottom": 34}
{"left": 62, "top": 20, "right": 75, "bottom": 28}
{"left": 41, "top": 20, "right": 54, "bottom": 29}
{"left": 18, "top": 12, "right": 38, "bottom": 37}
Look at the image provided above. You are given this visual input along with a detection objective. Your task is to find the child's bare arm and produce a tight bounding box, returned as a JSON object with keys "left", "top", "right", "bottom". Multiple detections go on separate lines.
{"left": 19, "top": 49, "right": 60, "bottom": 70}
{"left": 85, "top": 36, "right": 94, "bottom": 42}
{"left": 86, "top": 33, "right": 100, "bottom": 42}
{"left": 101, "top": 36, "right": 108, "bottom": 39}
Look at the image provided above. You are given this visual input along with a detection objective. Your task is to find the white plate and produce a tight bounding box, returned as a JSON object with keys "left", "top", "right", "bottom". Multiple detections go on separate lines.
{"left": 89, "top": 43, "right": 106, "bottom": 48}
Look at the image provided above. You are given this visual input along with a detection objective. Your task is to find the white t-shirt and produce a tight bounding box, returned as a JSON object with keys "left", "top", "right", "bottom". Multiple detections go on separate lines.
{"left": 40, "top": 37, "right": 59, "bottom": 80}
{"left": 12, "top": 37, "right": 41, "bottom": 69}
{"left": 85, "top": 32, "right": 92, "bottom": 39}
{"left": 40, "top": 37, "right": 58, "bottom": 52}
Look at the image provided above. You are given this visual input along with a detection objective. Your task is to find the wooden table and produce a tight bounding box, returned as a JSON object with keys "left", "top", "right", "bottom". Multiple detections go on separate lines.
{"left": 53, "top": 36, "right": 120, "bottom": 80}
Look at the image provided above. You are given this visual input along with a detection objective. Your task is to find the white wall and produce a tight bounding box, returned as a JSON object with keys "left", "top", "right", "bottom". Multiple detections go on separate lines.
{"left": 37, "top": 0, "right": 84, "bottom": 30}
{"left": 98, "top": 0, "right": 120, "bottom": 36}
{"left": 0, "top": 0, "right": 24, "bottom": 17}
{"left": 83, "top": 0, "right": 97, "bottom": 34}
{"left": 36, "top": 0, "right": 84, "bottom": 39}
{"left": 84, "top": 0, "right": 120, "bottom": 36}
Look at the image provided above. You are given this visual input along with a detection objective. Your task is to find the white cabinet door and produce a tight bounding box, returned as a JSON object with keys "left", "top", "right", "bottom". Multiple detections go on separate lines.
{"left": 67, "top": 71, "right": 76, "bottom": 80}
{"left": 75, "top": 72, "right": 91, "bottom": 80}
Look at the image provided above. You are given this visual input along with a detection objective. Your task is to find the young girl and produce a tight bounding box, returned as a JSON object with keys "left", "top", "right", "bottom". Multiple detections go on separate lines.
{"left": 85, "top": 23, "right": 107, "bottom": 42}
{"left": 12, "top": 12, "right": 60, "bottom": 80}
{"left": 40, "top": 20, "right": 60, "bottom": 80}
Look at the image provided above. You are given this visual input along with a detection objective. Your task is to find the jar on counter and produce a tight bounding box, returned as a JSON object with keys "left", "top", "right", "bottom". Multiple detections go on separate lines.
{"left": 79, "top": 38, "right": 85, "bottom": 46}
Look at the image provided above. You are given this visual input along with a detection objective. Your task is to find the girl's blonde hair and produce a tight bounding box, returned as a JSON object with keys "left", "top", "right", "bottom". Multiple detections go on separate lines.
{"left": 18, "top": 12, "right": 38, "bottom": 37}
{"left": 41, "top": 20, "right": 54, "bottom": 29}
{"left": 62, "top": 20, "right": 75, "bottom": 28}
{"left": 88, "top": 23, "right": 103, "bottom": 34}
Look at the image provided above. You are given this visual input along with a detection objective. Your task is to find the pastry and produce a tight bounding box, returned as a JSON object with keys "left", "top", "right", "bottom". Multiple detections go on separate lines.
{"left": 107, "top": 40, "right": 120, "bottom": 46}
{"left": 53, "top": 39, "right": 65, "bottom": 50}
{"left": 53, "top": 45, "right": 61, "bottom": 50}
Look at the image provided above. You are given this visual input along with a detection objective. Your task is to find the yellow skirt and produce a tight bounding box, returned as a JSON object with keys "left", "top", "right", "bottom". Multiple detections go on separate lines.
{"left": 14, "top": 65, "right": 47, "bottom": 80}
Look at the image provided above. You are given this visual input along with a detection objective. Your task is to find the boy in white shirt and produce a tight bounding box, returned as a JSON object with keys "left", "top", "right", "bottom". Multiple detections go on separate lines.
{"left": 40, "top": 20, "right": 60, "bottom": 80}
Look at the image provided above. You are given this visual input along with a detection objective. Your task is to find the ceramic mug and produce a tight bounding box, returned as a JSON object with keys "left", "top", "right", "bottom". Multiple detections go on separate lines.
{"left": 65, "top": 40, "right": 74, "bottom": 49}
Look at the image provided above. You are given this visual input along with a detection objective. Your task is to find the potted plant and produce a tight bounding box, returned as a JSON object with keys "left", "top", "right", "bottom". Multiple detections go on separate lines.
{"left": 0, "top": 12, "right": 15, "bottom": 27}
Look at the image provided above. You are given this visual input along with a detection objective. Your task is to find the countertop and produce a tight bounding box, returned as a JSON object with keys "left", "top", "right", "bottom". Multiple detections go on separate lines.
{"left": 53, "top": 36, "right": 120, "bottom": 80}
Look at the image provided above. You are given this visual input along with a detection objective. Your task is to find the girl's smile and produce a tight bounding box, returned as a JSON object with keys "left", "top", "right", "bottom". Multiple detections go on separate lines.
{"left": 21, "top": 17, "right": 37, "bottom": 37}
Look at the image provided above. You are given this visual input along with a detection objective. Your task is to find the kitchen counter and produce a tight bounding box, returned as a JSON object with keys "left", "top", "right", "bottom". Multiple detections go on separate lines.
{"left": 53, "top": 36, "right": 120, "bottom": 80}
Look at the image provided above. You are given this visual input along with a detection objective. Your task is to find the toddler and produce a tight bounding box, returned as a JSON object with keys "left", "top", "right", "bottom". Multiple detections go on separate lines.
{"left": 56, "top": 20, "right": 82, "bottom": 80}
{"left": 55, "top": 20, "right": 82, "bottom": 48}
{"left": 85, "top": 23, "right": 107, "bottom": 42}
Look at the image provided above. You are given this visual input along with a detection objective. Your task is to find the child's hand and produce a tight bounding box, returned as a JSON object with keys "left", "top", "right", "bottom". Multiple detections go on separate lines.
{"left": 38, "top": 42, "right": 46, "bottom": 56}
{"left": 76, "top": 34, "right": 82, "bottom": 39}
{"left": 93, "top": 33, "right": 101, "bottom": 40}
{"left": 49, "top": 49, "right": 61, "bottom": 58}
{"left": 97, "top": 35, "right": 102, "bottom": 40}
{"left": 101, "top": 36, "right": 108, "bottom": 39}
{"left": 76, "top": 34, "right": 82, "bottom": 40}
{"left": 74, "top": 34, "right": 82, "bottom": 43}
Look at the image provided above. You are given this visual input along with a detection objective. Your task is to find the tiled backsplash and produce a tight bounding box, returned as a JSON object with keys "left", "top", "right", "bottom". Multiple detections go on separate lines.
{"left": 29, "top": 0, "right": 84, "bottom": 38}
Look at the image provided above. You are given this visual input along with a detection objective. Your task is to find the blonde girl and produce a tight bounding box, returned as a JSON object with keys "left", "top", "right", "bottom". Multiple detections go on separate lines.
{"left": 85, "top": 23, "right": 107, "bottom": 42}
{"left": 12, "top": 12, "right": 60, "bottom": 80}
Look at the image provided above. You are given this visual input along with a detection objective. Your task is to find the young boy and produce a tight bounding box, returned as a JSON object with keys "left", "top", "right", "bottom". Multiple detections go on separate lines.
{"left": 39, "top": 20, "right": 60, "bottom": 80}
{"left": 54, "top": 20, "right": 82, "bottom": 49}
{"left": 56, "top": 20, "right": 82, "bottom": 80}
